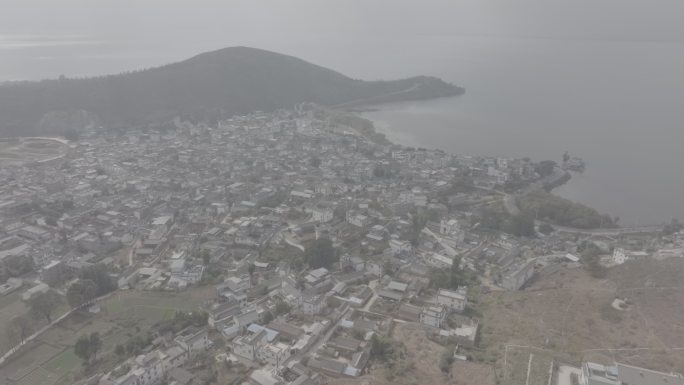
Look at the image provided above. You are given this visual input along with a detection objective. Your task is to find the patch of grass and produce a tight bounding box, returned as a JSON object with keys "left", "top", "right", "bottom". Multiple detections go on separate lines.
{"left": 2, "top": 343, "right": 62, "bottom": 380}
{"left": 0, "top": 291, "right": 22, "bottom": 308}
{"left": 0, "top": 289, "right": 212, "bottom": 385}
{"left": 43, "top": 349, "right": 80, "bottom": 375}
{"left": 103, "top": 292, "right": 204, "bottom": 320}
{"left": 15, "top": 367, "right": 61, "bottom": 385}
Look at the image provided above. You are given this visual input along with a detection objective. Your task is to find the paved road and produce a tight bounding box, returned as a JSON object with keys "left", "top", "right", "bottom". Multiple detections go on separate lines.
{"left": 287, "top": 307, "right": 353, "bottom": 365}
{"left": 497, "top": 187, "right": 663, "bottom": 236}
{"left": 543, "top": 221, "right": 663, "bottom": 236}
{"left": 362, "top": 280, "right": 380, "bottom": 312}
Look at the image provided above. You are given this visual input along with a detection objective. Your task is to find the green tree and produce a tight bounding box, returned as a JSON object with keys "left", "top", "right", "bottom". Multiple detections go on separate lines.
{"left": 201, "top": 249, "right": 211, "bottom": 265}
{"left": 89, "top": 332, "right": 102, "bottom": 361}
{"left": 74, "top": 335, "right": 91, "bottom": 365}
{"left": 6, "top": 315, "right": 33, "bottom": 345}
{"left": 582, "top": 244, "right": 607, "bottom": 279}
{"left": 28, "top": 290, "right": 61, "bottom": 324}
{"left": 309, "top": 156, "right": 321, "bottom": 168}
{"left": 504, "top": 213, "right": 536, "bottom": 237}
{"left": 662, "top": 218, "right": 683, "bottom": 236}
{"left": 274, "top": 300, "right": 291, "bottom": 316}
{"left": 373, "top": 164, "right": 387, "bottom": 178}
{"left": 262, "top": 311, "right": 274, "bottom": 324}
{"left": 430, "top": 256, "right": 472, "bottom": 290}
{"left": 63, "top": 128, "right": 79, "bottom": 141}
{"left": 304, "top": 238, "right": 336, "bottom": 269}
{"left": 383, "top": 261, "right": 395, "bottom": 277}
{"left": 439, "top": 346, "right": 456, "bottom": 373}
{"left": 66, "top": 279, "right": 98, "bottom": 308}
{"left": 80, "top": 264, "right": 116, "bottom": 296}
{"left": 535, "top": 160, "right": 557, "bottom": 177}
{"left": 369, "top": 334, "right": 393, "bottom": 361}
{"left": 4, "top": 255, "right": 33, "bottom": 278}
{"left": 538, "top": 223, "right": 554, "bottom": 235}
{"left": 74, "top": 332, "right": 102, "bottom": 366}
{"left": 333, "top": 205, "right": 347, "bottom": 220}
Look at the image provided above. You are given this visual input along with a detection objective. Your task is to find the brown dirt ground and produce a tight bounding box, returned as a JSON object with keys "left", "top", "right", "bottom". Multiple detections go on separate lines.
{"left": 328, "top": 323, "right": 496, "bottom": 385}
{"left": 478, "top": 258, "right": 684, "bottom": 374}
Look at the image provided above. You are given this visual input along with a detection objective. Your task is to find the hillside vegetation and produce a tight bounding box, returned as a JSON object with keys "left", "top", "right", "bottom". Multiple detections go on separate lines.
{"left": 0, "top": 46, "right": 463, "bottom": 136}
{"left": 517, "top": 190, "right": 616, "bottom": 229}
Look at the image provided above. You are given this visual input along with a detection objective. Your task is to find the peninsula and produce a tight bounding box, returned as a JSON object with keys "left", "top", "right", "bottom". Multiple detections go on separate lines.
{"left": 0, "top": 47, "right": 464, "bottom": 137}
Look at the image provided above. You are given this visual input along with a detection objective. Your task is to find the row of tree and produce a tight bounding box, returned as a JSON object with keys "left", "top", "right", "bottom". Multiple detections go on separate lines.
{"left": 6, "top": 290, "right": 62, "bottom": 347}
{"left": 66, "top": 264, "right": 117, "bottom": 308}
{"left": 74, "top": 332, "right": 102, "bottom": 366}
{"left": 477, "top": 208, "right": 535, "bottom": 237}
{"left": 304, "top": 238, "right": 337, "bottom": 269}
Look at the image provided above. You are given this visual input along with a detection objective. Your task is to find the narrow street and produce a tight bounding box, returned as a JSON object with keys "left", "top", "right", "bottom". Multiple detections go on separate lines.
{"left": 362, "top": 279, "right": 379, "bottom": 312}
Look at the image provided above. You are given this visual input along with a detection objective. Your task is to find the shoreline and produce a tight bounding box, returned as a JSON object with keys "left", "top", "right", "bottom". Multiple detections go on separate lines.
{"left": 351, "top": 106, "right": 663, "bottom": 231}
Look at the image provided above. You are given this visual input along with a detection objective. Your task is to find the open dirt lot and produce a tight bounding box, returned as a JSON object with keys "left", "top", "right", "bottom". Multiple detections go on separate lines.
{"left": 478, "top": 258, "right": 684, "bottom": 375}
{"left": 329, "top": 323, "right": 496, "bottom": 385}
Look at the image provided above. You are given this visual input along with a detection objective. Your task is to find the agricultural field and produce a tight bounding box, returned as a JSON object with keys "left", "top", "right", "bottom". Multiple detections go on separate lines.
{"left": 0, "top": 292, "right": 29, "bottom": 352}
{"left": 0, "top": 291, "right": 70, "bottom": 355}
{"left": 0, "top": 288, "right": 213, "bottom": 385}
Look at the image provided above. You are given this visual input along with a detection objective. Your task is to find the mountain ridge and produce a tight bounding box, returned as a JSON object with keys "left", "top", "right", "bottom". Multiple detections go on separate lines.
{"left": 0, "top": 46, "right": 464, "bottom": 136}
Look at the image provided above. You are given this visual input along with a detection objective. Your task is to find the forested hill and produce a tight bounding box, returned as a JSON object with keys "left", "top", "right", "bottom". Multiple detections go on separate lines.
{"left": 0, "top": 46, "right": 464, "bottom": 136}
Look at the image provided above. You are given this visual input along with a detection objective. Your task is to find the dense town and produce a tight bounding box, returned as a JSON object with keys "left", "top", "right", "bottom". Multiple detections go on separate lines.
{"left": 1, "top": 105, "right": 683, "bottom": 385}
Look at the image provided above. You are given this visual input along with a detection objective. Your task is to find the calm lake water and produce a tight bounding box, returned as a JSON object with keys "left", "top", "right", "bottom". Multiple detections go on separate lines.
{"left": 360, "top": 38, "right": 684, "bottom": 226}
{"left": 3, "top": 35, "right": 684, "bottom": 225}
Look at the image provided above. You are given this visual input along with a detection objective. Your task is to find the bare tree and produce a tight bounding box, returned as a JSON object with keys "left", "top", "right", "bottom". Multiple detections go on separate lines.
{"left": 6, "top": 315, "right": 34, "bottom": 345}
{"left": 28, "top": 290, "right": 61, "bottom": 324}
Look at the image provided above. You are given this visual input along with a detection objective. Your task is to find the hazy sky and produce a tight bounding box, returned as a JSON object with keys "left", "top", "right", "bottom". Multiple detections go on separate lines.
{"left": 2, "top": 0, "right": 684, "bottom": 79}
{"left": 3, "top": 0, "right": 684, "bottom": 40}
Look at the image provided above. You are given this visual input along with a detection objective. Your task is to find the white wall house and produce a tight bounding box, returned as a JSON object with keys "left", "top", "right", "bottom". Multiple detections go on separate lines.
{"left": 436, "top": 287, "right": 468, "bottom": 313}
{"left": 420, "top": 306, "right": 447, "bottom": 328}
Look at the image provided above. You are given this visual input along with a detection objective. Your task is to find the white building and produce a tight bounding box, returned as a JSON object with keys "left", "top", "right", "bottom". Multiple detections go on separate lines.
{"left": 612, "top": 248, "right": 649, "bottom": 265}
{"left": 256, "top": 342, "right": 290, "bottom": 367}
{"left": 232, "top": 332, "right": 262, "bottom": 361}
{"left": 440, "top": 219, "right": 461, "bottom": 235}
{"left": 312, "top": 204, "right": 334, "bottom": 223}
{"left": 301, "top": 294, "right": 325, "bottom": 315}
{"left": 347, "top": 213, "right": 370, "bottom": 228}
{"left": 420, "top": 306, "right": 447, "bottom": 328}
{"left": 436, "top": 287, "right": 468, "bottom": 313}
{"left": 174, "top": 327, "right": 212, "bottom": 357}
{"left": 580, "top": 361, "right": 684, "bottom": 385}
{"left": 389, "top": 239, "right": 412, "bottom": 255}
{"left": 425, "top": 252, "right": 454, "bottom": 269}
